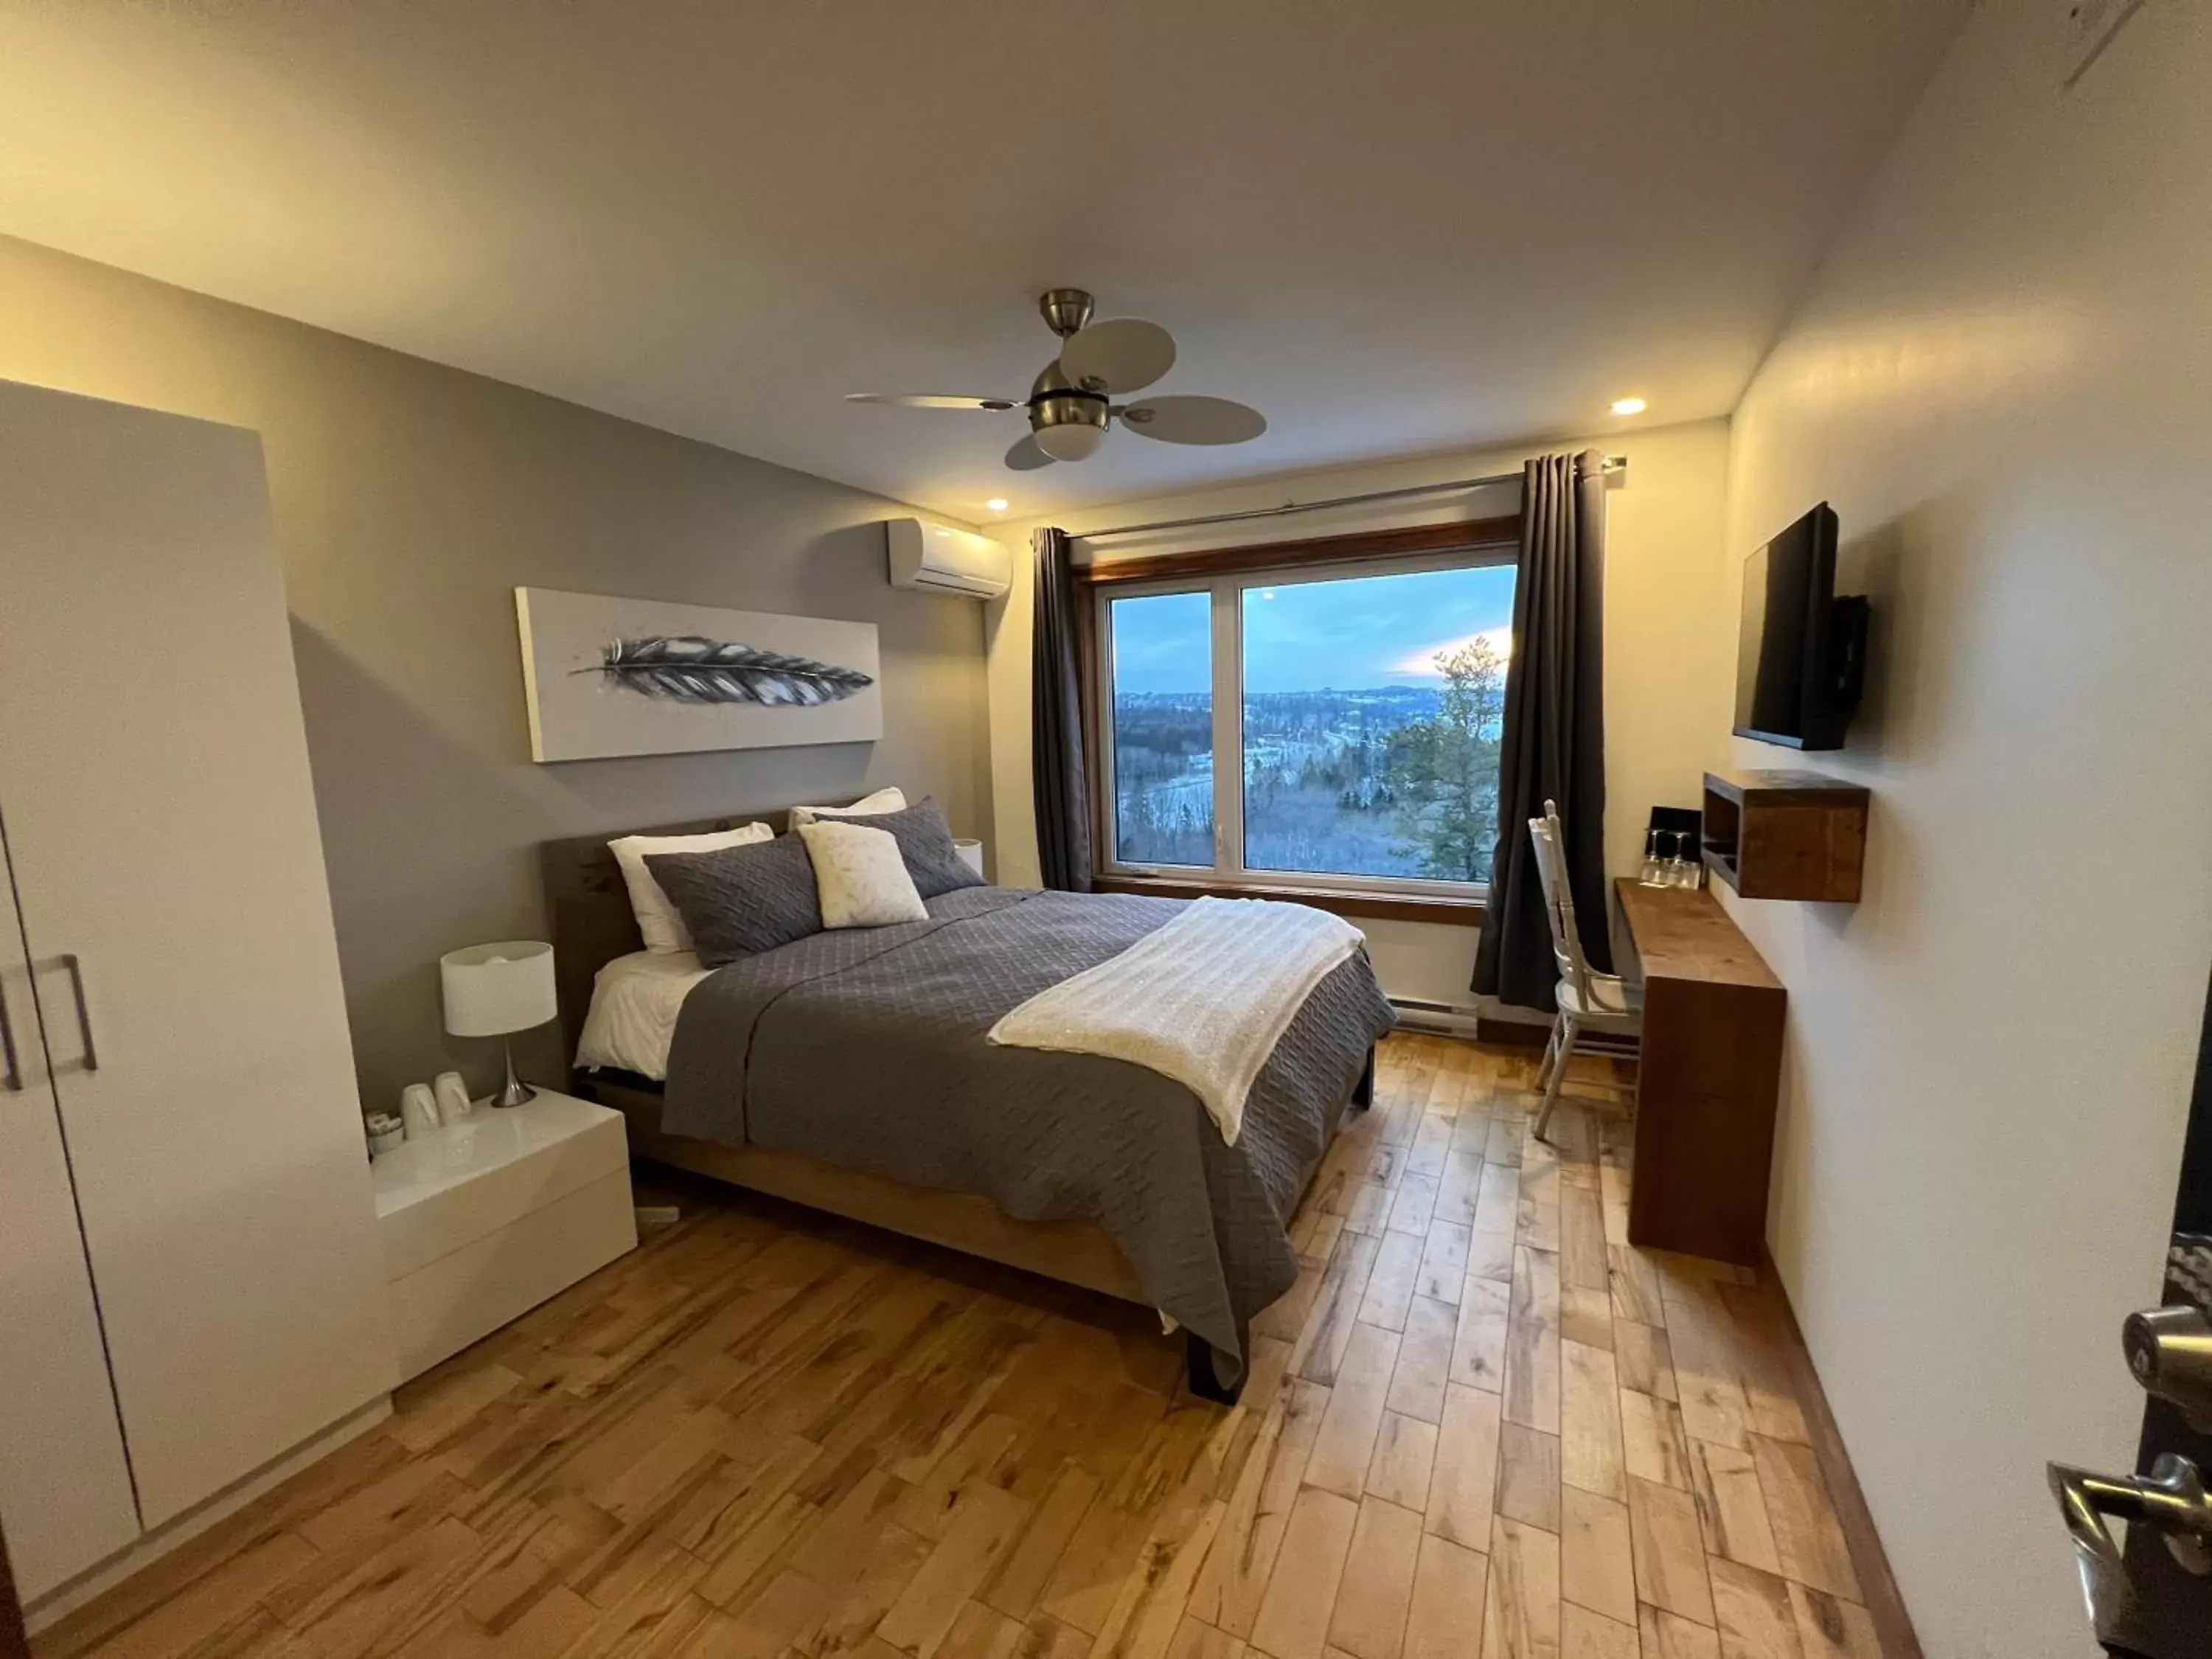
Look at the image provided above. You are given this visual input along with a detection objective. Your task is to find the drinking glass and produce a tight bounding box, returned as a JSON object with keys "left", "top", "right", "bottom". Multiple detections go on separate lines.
{"left": 1640, "top": 828, "right": 1666, "bottom": 886}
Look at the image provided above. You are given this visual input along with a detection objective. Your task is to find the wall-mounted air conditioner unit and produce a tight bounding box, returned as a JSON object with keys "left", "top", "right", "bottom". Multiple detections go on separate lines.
{"left": 885, "top": 518, "right": 1012, "bottom": 601}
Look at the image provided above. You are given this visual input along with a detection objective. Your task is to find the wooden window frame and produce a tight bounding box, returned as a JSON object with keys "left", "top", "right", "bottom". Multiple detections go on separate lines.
{"left": 1077, "top": 515, "right": 1521, "bottom": 921}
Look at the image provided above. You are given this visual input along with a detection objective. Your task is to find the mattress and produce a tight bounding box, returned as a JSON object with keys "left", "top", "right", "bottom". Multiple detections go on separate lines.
{"left": 574, "top": 948, "right": 710, "bottom": 1080}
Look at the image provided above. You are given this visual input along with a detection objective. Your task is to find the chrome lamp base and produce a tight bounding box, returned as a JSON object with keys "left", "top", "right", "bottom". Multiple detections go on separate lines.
{"left": 494, "top": 1036, "right": 537, "bottom": 1108}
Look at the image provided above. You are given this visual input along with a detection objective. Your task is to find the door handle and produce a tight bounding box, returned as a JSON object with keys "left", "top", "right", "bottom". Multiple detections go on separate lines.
{"left": 59, "top": 953, "right": 97, "bottom": 1073}
{"left": 2049, "top": 1453, "right": 2212, "bottom": 1647}
{"left": 0, "top": 975, "right": 21, "bottom": 1091}
{"left": 2049, "top": 1298, "right": 2212, "bottom": 1648}
{"left": 33, "top": 953, "right": 98, "bottom": 1074}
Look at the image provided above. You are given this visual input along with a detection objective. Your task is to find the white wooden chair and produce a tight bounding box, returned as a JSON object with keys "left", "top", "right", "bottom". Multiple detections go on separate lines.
{"left": 1528, "top": 799, "right": 1639, "bottom": 1144}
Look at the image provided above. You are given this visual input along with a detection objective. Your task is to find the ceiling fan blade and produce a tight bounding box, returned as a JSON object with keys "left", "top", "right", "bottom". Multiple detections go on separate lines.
{"left": 1004, "top": 434, "right": 1057, "bottom": 470}
{"left": 1119, "top": 396, "right": 1267, "bottom": 445}
{"left": 846, "top": 393, "right": 1019, "bottom": 411}
{"left": 1057, "top": 319, "right": 1177, "bottom": 394}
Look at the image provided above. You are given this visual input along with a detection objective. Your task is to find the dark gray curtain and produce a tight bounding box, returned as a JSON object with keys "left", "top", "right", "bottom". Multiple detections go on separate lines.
{"left": 1030, "top": 526, "right": 1093, "bottom": 891}
{"left": 1473, "top": 450, "right": 1610, "bottom": 1009}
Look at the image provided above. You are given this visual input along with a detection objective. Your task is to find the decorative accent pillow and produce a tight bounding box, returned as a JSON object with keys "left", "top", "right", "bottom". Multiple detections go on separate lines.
{"left": 643, "top": 834, "right": 823, "bottom": 967}
{"left": 787, "top": 786, "right": 906, "bottom": 827}
{"left": 859, "top": 799, "right": 990, "bottom": 900}
{"left": 797, "top": 821, "right": 929, "bottom": 929}
{"left": 609, "top": 821, "right": 772, "bottom": 953}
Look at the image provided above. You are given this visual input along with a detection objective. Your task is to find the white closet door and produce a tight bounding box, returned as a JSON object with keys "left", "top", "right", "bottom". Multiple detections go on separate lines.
{"left": 0, "top": 822, "right": 140, "bottom": 1601}
{"left": 0, "top": 381, "right": 394, "bottom": 1528}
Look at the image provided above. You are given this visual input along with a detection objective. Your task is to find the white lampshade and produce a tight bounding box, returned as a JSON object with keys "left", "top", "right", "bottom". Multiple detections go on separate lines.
{"left": 440, "top": 940, "right": 557, "bottom": 1037}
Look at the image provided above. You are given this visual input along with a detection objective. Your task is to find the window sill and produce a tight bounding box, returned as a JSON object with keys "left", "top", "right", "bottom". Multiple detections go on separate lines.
{"left": 1091, "top": 873, "right": 1486, "bottom": 926}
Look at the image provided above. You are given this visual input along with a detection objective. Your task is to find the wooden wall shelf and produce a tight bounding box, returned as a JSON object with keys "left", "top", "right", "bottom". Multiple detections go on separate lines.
{"left": 1702, "top": 769, "right": 1870, "bottom": 902}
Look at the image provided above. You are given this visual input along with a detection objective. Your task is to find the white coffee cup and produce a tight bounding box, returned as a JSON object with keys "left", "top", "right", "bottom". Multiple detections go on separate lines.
{"left": 433, "top": 1071, "right": 473, "bottom": 1124}
{"left": 400, "top": 1082, "right": 441, "bottom": 1137}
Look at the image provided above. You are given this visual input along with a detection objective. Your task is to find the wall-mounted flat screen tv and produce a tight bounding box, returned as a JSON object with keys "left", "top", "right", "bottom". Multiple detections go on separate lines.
{"left": 1733, "top": 503, "right": 1868, "bottom": 751}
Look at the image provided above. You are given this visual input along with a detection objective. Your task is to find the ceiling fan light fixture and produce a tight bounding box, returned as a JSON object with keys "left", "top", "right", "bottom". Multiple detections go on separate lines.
{"left": 1034, "top": 421, "right": 1105, "bottom": 462}
{"left": 850, "top": 288, "right": 1268, "bottom": 467}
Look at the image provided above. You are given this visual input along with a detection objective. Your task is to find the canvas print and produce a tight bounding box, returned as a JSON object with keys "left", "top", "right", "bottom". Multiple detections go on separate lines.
{"left": 515, "top": 587, "right": 883, "bottom": 762}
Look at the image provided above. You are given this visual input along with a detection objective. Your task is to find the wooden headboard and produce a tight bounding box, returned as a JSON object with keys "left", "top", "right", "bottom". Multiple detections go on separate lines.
{"left": 538, "top": 804, "right": 816, "bottom": 1079}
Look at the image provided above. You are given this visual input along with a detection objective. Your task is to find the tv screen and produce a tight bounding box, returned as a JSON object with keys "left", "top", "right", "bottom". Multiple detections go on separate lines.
{"left": 1733, "top": 504, "right": 1858, "bottom": 750}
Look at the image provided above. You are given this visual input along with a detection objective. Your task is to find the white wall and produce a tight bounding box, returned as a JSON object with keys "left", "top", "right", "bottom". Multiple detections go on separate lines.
{"left": 1717, "top": 7, "right": 2212, "bottom": 1654}
{"left": 984, "top": 420, "right": 1735, "bottom": 1009}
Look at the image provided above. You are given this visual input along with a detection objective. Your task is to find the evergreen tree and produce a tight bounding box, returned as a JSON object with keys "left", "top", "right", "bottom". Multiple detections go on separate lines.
{"left": 1387, "top": 638, "right": 1506, "bottom": 881}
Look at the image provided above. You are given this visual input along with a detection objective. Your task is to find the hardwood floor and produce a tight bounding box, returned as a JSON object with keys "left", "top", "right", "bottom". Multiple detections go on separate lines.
{"left": 35, "top": 1036, "right": 1891, "bottom": 1659}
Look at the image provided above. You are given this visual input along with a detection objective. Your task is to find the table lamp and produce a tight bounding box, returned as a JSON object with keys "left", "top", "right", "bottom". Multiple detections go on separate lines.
{"left": 439, "top": 940, "right": 557, "bottom": 1107}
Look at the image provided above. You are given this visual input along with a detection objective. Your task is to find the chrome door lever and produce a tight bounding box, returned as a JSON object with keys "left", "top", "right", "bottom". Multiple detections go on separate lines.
{"left": 2049, "top": 1453, "right": 2212, "bottom": 1647}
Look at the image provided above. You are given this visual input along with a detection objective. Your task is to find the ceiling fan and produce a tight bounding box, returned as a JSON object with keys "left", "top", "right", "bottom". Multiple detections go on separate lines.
{"left": 846, "top": 288, "right": 1267, "bottom": 470}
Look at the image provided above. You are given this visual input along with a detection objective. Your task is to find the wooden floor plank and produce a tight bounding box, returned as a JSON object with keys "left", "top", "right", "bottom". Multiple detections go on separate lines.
{"left": 1503, "top": 1246, "right": 1561, "bottom": 1435}
{"left": 1322, "top": 1500, "right": 1422, "bottom": 1659}
{"left": 1421, "top": 1385, "right": 1500, "bottom": 1549}
{"left": 1626, "top": 1477, "right": 1714, "bottom": 1628}
{"left": 1559, "top": 1340, "right": 1625, "bottom": 1502}
{"left": 1382, "top": 1297, "right": 1455, "bottom": 1427}
{"left": 1481, "top": 1517, "right": 1560, "bottom": 1659}
{"left": 1399, "top": 1534, "right": 1486, "bottom": 1659}
{"left": 1186, "top": 1382, "right": 1327, "bottom": 1638}
{"left": 1304, "top": 1324, "right": 1400, "bottom": 1501}
{"left": 1245, "top": 1489, "right": 1358, "bottom": 1659}
{"left": 1708, "top": 1558, "right": 1806, "bottom": 1659}
{"left": 1686, "top": 1439, "right": 1781, "bottom": 1576}
{"left": 1447, "top": 1276, "right": 1509, "bottom": 1394}
{"left": 1619, "top": 1391, "right": 1693, "bottom": 1494}
{"left": 1558, "top": 1484, "right": 1636, "bottom": 1627}
{"left": 1493, "top": 1423, "right": 1563, "bottom": 1534}
{"left": 1747, "top": 1436, "right": 1860, "bottom": 1601}
{"left": 1362, "top": 1413, "right": 1438, "bottom": 1512}
{"left": 1560, "top": 1602, "right": 1640, "bottom": 1659}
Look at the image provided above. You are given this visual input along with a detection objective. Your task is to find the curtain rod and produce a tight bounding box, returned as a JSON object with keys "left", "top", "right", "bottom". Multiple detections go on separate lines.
{"left": 1074, "top": 455, "right": 1625, "bottom": 541}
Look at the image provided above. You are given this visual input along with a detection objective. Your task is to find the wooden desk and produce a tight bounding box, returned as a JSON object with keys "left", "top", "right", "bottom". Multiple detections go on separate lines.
{"left": 1615, "top": 879, "right": 1787, "bottom": 1267}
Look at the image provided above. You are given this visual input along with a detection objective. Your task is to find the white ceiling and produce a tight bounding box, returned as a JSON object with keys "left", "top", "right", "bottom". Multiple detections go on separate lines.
{"left": 0, "top": 1, "right": 1963, "bottom": 520}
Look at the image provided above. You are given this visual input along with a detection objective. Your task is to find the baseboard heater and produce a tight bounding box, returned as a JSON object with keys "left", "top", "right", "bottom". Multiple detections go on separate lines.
{"left": 1389, "top": 997, "right": 1482, "bottom": 1037}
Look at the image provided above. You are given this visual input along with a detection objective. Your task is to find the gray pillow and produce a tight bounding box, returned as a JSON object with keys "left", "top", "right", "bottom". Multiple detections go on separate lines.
{"left": 866, "top": 799, "right": 987, "bottom": 900}
{"left": 644, "top": 834, "right": 822, "bottom": 966}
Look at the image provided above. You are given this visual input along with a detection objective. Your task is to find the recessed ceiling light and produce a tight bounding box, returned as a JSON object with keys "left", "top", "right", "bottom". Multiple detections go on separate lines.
{"left": 1610, "top": 396, "right": 1647, "bottom": 416}
{"left": 986, "top": 498, "right": 1009, "bottom": 512}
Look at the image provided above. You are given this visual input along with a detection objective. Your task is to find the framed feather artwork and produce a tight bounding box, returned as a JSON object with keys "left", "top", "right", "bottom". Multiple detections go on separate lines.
{"left": 514, "top": 587, "right": 883, "bottom": 762}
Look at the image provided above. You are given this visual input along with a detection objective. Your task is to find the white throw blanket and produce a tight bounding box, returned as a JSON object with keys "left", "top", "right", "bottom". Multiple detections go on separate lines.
{"left": 987, "top": 896, "right": 1363, "bottom": 1145}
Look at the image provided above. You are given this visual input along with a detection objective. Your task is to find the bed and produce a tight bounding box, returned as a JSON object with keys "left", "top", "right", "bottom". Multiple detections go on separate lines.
{"left": 540, "top": 807, "right": 1394, "bottom": 1400}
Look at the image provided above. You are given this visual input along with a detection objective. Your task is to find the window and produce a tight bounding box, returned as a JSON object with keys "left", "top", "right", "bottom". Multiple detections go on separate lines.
{"left": 1107, "top": 590, "right": 1214, "bottom": 866}
{"left": 1096, "top": 543, "right": 1517, "bottom": 899}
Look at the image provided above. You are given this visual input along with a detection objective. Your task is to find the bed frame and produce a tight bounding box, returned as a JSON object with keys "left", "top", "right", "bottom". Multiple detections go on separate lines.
{"left": 538, "top": 804, "right": 1374, "bottom": 1401}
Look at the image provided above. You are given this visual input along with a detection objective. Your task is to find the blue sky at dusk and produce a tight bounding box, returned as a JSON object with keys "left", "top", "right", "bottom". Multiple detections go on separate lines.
{"left": 1109, "top": 565, "right": 1518, "bottom": 694}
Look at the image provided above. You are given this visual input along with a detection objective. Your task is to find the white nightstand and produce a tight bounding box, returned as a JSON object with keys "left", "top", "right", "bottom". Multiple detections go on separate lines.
{"left": 372, "top": 1090, "right": 637, "bottom": 1381}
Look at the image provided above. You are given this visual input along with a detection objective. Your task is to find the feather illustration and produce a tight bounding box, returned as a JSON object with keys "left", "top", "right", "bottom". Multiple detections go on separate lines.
{"left": 581, "top": 635, "right": 874, "bottom": 706}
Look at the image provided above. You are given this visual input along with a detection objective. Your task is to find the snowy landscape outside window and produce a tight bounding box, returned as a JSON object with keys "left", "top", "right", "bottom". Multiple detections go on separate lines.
{"left": 1100, "top": 549, "right": 1516, "bottom": 894}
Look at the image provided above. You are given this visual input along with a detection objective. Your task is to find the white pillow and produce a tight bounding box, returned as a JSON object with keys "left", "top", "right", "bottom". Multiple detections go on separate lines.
{"left": 788, "top": 786, "right": 906, "bottom": 827}
{"left": 608, "top": 822, "right": 773, "bottom": 953}
{"left": 798, "top": 820, "right": 928, "bottom": 929}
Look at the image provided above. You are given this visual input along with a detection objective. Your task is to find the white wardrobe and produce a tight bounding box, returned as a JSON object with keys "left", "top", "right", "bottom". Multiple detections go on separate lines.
{"left": 0, "top": 380, "right": 394, "bottom": 1608}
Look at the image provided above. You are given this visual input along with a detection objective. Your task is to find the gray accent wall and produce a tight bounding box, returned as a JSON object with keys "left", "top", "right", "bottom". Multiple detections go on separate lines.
{"left": 0, "top": 233, "right": 992, "bottom": 1112}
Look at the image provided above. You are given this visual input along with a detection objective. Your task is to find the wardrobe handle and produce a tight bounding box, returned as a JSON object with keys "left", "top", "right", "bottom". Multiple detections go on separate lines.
{"left": 0, "top": 977, "right": 21, "bottom": 1091}
{"left": 58, "top": 954, "right": 98, "bottom": 1074}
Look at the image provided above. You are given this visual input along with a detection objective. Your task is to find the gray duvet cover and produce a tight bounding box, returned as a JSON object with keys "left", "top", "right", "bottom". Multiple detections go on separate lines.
{"left": 662, "top": 886, "right": 1395, "bottom": 1375}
